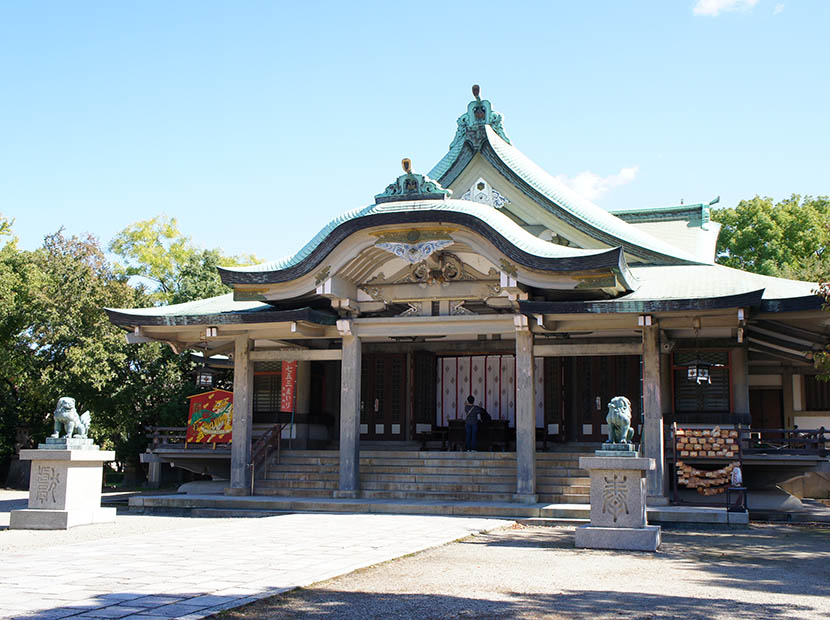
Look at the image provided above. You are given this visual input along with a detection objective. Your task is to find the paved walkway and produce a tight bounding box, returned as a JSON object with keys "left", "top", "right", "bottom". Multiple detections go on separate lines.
{"left": 0, "top": 491, "right": 511, "bottom": 620}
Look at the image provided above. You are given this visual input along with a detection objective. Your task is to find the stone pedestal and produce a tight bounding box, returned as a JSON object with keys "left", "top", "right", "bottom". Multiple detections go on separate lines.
{"left": 575, "top": 456, "right": 661, "bottom": 552}
{"left": 10, "top": 441, "right": 116, "bottom": 530}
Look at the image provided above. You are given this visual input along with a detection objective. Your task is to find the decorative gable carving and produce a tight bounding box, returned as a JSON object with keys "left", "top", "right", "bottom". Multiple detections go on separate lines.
{"left": 359, "top": 252, "right": 502, "bottom": 305}
{"left": 460, "top": 177, "right": 510, "bottom": 209}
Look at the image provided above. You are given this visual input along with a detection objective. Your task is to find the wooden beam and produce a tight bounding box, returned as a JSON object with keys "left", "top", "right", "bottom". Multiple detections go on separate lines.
{"left": 533, "top": 342, "right": 642, "bottom": 357}
{"left": 249, "top": 349, "right": 342, "bottom": 362}
{"left": 290, "top": 321, "right": 325, "bottom": 337}
{"left": 352, "top": 315, "right": 514, "bottom": 338}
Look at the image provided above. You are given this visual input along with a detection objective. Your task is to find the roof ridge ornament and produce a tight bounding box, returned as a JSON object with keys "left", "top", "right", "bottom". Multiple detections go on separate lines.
{"left": 375, "top": 158, "right": 452, "bottom": 204}
{"left": 448, "top": 84, "right": 511, "bottom": 150}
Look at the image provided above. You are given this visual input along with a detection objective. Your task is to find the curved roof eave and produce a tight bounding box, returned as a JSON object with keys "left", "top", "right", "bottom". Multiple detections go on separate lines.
{"left": 433, "top": 125, "right": 705, "bottom": 266}
{"left": 218, "top": 200, "right": 637, "bottom": 287}
{"left": 105, "top": 294, "right": 337, "bottom": 327}
{"left": 520, "top": 289, "right": 767, "bottom": 315}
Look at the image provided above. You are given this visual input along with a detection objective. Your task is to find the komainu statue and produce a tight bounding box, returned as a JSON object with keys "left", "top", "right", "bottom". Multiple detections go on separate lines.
{"left": 50, "top": 397, "right": 92, "bottom": 439}
{"left": 605, "top": 396, "right": 634, "bottom": 444}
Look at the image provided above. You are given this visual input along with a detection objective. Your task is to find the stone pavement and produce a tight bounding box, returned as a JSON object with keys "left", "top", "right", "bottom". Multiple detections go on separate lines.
{"left": 0, "top": 492, "right": 511, "bottom": 620}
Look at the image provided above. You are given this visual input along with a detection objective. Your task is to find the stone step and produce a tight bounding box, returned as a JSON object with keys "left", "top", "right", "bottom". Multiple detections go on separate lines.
{"left": 264, "top": 468, "right": 588, "bottom": 485}
{"left": 257, "top": 479, "right": 337, "bottom": 490}
{"left": 278, "top": 450, "right": 585, "bottom": 461}
{"left": 539, "top": 494, "right": 590, "bottom": 504}
{"left": 364, "top": 466, "right": 518, "bottom": 478}
{"left": 266, "top": 471, "right": 340, "bottom": 481}
{"left": 191, "top": 508, "right": 293, "bottom": 518}
{"left": 255, "top": 487, "right": 336, "bottom": 498}
{"left": 517, "top": 517, "right": 589, "bottom": 527}
{"left": 131, "top": 494, "right": 572, "bottom": 519}
{"left": 358, "top": 490, "right": 518, "bottom": 502}
{"left": 359, "top": 481, "right": 516, "bottom": 494}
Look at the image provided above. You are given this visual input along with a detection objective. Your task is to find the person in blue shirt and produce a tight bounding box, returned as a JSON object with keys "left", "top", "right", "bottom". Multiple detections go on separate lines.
{"left": 464, "top": 395, "right": 489, "bottom": 451}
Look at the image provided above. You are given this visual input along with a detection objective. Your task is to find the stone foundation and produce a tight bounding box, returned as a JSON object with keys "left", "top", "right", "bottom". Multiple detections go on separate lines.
{"left": 10, "top": 445, "right": 116, "bottom": 530}
{"left": 575, "top": 455, "right": 661, "bottom": 552}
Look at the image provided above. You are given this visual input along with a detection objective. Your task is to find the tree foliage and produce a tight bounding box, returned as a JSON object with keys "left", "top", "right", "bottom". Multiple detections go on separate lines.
{"left": 0, "top": 224, "right": 198, "bottom": 477}
{"left": 1, "top": 215, "right": 262, "bottom": 480}
{"left": 712, "top": 195, "right": 830, "bottom": 281}
{"left": 109, "top": 215, "right": 258, "bottom": 304}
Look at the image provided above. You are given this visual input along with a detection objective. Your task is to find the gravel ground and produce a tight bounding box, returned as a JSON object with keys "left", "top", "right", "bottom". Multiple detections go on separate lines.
{"left": 214, "top": 523, "right": 830, "bottom": 620}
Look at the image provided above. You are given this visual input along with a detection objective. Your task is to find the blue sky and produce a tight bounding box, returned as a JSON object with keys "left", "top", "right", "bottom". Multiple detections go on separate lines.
{"left": 2, "top": 0, "right": 828, "bottom": 263}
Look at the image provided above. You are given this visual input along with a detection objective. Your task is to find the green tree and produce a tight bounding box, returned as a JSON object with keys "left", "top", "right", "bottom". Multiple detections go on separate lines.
{"left": 712, "top": 195, "right": 830, "bottom": 281}
{"left": 0, "top": 226, "right": 197, "bottom": 480}
{"left": 109, "top": 215, "right": 258, "bottom": 304}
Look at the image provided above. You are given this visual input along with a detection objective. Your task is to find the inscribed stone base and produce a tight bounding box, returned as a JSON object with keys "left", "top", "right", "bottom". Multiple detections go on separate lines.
{"left": 332, "top": 490, "right": 359, "bottom": 499}
{"left": 10, "top": 447, "right": 115, "bottom": 530}
{"left": 10, "top": 507, "right": 116, "bottom": 530}
{"left": 580, "top": 456, "right": 654, "bottom": 529}
{"left": 575, "top": 524, "right": 661, "bottom": 552}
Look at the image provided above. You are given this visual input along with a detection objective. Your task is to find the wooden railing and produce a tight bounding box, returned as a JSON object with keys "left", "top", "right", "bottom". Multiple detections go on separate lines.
{"left": 739, "top": 427, "right": 827, "bottom": 457}
{"left": 250, "top": 422, "right": 288, "bottom": 495}
{"left": 145, "top": 426, "right": 188, "bottom": 448}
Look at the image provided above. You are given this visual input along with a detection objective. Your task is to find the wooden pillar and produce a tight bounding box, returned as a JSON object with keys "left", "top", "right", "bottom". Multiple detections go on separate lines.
{"left": 514, "top": 320, "right": 537, "bottom": 502}
{"left": 782, "top": 366, "right": 795, "bottom": 428}
{"left": 731, "top": 347, "right": 750, "bottom": 420}
{"left": 642, "top": 325, "right": 667, "bottom": 504}
{"left": 337, "top": 333, "right": 362, "bottom": 497}
{"left": 227, "top": 335, "right": 253, "bottom": 495}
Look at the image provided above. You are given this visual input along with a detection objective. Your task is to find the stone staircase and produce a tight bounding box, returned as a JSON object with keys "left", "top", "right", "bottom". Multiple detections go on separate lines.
{"left": 255, "top": 449, "right": 591, "bottom": 504}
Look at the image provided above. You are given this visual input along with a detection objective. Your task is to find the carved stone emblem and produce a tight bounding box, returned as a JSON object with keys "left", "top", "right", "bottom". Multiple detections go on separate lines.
{"left": 602, "top": 474, "right": 629, "bottom": 523}
{"left": 34, "top": 465, "right": 60, "bottom": 505}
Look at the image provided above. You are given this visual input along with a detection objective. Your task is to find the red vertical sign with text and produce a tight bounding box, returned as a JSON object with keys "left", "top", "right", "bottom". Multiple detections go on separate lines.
{"left": 280, "top": 361, "right": 297, "bottom": 412}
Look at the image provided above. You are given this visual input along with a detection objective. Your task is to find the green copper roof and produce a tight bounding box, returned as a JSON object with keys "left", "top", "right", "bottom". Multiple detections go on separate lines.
{"left": 106, "top": 294, "right": 270, "bottom": 318}
{"left": 221, "top": 198, "right": 618, "bottom": 276}
{"left": 624, "top": 264, "right": 816, "bottom": 301}
{"left": 611, "top": 203, "right": 712, "bottom": 229}
{"left": 483, "top": 125, "right": 703, "bottom": 265}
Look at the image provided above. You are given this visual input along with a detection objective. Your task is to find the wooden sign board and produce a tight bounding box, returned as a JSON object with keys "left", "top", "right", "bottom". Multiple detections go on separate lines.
{"left": 280, "top": 361, "right": 297, "bottom": 413}
{"left": 186, "top": 389, "right": 233, "bottom": 444}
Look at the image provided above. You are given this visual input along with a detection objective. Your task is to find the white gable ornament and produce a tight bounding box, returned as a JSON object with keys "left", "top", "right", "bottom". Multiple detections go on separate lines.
{"left": 375, "top": 239, "right": 455, "bottom": 264}
{"left": 460, "top": 177, "right": 510, "bottom": 209}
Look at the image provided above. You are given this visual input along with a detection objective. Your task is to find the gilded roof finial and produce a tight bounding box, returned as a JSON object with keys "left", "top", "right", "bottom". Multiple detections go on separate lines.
{"left": 401, "top": 158, "right": 412, "bottom": 174}
{"left": 472, "top": 84, "right": 481, "bottom": 101}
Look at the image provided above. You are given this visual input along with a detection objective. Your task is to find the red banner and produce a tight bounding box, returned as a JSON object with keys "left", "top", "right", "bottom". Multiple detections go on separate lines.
{"left": 186, "top": 389, "right": 233, "bottom": 443}
{"left": 280, "top": 361, "right": 297, "bottom": 413}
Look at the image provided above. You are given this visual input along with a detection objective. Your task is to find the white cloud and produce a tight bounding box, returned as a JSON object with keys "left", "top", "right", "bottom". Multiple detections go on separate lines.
{"left": 773, "top": 3, "right": 785, "bottom": 14}
{"left": 554, "top": 166, "right": 639, "bottom": 202}
{"left": 693, "top": 0, "right": 758, "bottom": 17}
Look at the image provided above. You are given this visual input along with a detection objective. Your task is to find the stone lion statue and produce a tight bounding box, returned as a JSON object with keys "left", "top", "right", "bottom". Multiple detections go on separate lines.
{"left": 605, "top": 396, "right": 634, "bottom": 445}
{"left": 50, "top": 397, "right": 92, "bottom": 439}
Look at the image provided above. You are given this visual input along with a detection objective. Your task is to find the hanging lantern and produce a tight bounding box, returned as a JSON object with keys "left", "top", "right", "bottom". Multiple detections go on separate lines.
{"left": 686, "top": 360, "right": 713, "bottom": 385}
{"left": 195, "top": 366, "right": 217, "bottom": 388}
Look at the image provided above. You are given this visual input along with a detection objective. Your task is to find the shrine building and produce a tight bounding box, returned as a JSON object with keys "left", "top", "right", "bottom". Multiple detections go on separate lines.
{"left": 107, "top": 86, "right": 829, "bottom": 508}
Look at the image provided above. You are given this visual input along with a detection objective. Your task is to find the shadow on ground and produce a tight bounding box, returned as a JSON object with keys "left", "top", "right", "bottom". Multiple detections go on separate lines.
{"left": 462, "top": 524, "right": 830, "bottom": 598}
{"left": 215, "top": 588, "right": 814, "bottom": 620}
{"left": 2, "top": 590, "right": 267, "bottom": 620}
